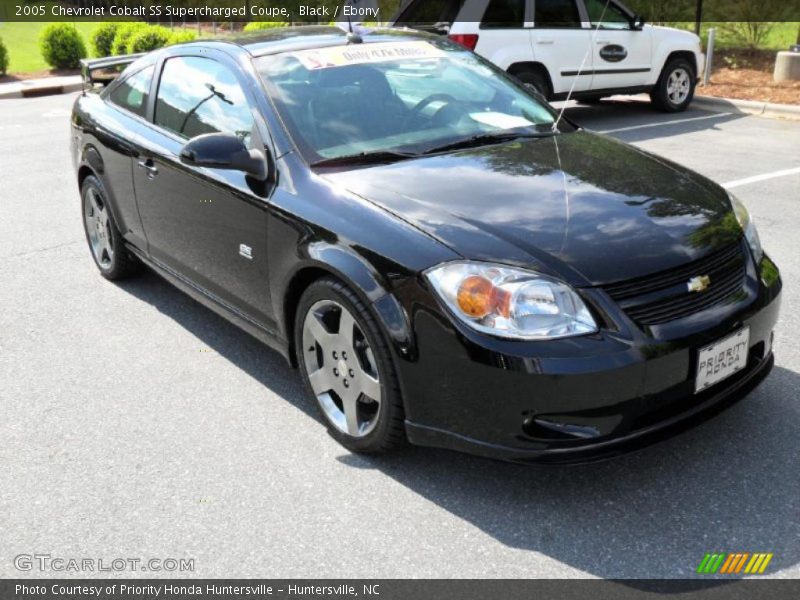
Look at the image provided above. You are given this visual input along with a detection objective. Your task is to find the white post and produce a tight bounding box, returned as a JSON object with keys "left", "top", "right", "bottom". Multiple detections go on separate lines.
{"left": 703, "top": 28, "right": 715, "bottom": 87}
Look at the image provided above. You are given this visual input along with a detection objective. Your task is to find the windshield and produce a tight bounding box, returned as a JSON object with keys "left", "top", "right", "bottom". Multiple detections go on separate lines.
{"left": 255, "top": 38, "right": 568, "bottom": 164}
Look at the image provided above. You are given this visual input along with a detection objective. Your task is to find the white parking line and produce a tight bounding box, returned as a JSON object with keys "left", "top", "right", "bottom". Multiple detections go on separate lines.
{"left": 595, "top": 112, "right": 734, "bottom": 134}
{"left": 723, "top": 167, "right": 800, "bottom": 189}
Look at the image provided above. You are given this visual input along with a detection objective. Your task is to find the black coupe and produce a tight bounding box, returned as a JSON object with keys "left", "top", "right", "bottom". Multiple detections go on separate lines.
{"left": 72, "top": 26, "right": 781, "bottom": 463}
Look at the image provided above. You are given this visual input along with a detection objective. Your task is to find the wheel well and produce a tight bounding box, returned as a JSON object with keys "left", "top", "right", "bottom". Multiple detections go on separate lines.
{"left": 283, "top": 266, "right": 331, "bottom": 367}
{"left": 77, "top": 165, "right": 95, "bottom": 191}
{"left": 507, "top": 62, "right": 553, "bottom": 95}
{"left": 663, "top": 51, "right": 698, "bottom": 78}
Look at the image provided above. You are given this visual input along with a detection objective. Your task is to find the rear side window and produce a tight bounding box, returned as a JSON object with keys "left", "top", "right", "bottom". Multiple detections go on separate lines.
{"left": 395, "top": 0, "right": 465, "bottom": 25}
{"left": 109, "top": 66, "right": 154, "bottom": 118}
{"left": 534, "top": 0, "right": 582, "bottom": 28}
{"left": 481, "top": 0, "right": 525, "bottom": 28}
{"left": 154, "top": 56, "right": 253, "bottom": 142}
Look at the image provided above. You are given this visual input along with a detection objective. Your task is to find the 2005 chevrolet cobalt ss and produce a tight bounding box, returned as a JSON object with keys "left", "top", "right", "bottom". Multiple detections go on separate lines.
{"left": 72, "top": 27, "right": 781, "bottom": 464}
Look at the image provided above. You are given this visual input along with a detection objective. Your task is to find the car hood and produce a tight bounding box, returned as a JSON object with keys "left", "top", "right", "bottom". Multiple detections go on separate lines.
{"left": 322, "top": 131, "right": 738, "bottom": 286}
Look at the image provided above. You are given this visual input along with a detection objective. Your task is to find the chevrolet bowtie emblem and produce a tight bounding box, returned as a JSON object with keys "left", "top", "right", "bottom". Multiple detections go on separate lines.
{"left": 687, "top": 275, "right": 711, "bottom": 293}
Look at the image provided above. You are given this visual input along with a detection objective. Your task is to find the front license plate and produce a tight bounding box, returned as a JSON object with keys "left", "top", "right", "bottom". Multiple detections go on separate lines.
{"left": 695, "top": 327, "right": 750, "bottom": 393}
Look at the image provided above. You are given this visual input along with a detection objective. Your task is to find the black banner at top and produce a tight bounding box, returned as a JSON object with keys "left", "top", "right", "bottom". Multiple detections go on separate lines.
{"left": 0, "top": 0, "right": 799, "bottom": 23}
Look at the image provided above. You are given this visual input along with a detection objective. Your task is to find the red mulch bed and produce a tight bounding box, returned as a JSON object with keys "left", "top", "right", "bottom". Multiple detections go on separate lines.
{"left": 697, "top": 48, "right": 800, "bottom": 105}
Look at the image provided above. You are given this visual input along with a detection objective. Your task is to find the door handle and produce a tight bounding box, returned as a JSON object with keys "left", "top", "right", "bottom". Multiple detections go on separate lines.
{"left": 137, "top": 159, "right": 159, "bottom": 179}
{"left": 536, "top": 37, "right": 554, "bottom": 45}
{"left": 596, "top": 39, "right": 612, "bottom": 44}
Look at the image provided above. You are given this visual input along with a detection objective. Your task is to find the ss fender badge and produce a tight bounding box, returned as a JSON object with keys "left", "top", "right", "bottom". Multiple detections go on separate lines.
{"left": 239, "top": 244, "right": 253, "bottom": 260}
{"left": 687, "top": 275, "right": 711, "bottom": 293}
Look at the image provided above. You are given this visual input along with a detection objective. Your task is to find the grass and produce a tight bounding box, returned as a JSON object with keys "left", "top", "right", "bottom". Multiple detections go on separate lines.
{"left": 668, "top": 22, "right": 799, "bottom": 50}
{"left": 0, "top": 21, "right": 100, "bottom": 73}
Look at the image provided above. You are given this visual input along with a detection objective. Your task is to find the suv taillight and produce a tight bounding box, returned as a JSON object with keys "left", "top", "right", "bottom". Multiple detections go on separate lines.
{"left": 448, "top": 34, "right": 479, "bottom": 51}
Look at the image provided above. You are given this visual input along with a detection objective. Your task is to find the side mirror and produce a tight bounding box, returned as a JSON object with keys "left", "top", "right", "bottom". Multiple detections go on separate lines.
{"left": 180, "top": 133, "right": 269, "bottom": 181}
{"left": 632, "top": 15, "right": 645, "bottom": 30}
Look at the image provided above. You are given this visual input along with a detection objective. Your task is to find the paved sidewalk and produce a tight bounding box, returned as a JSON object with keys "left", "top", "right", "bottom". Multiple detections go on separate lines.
{"left": 693, "top": 94, "right": 800, "bottom": 120}
{"left": 0, "top": 75, "right": 82, "bottom": 99}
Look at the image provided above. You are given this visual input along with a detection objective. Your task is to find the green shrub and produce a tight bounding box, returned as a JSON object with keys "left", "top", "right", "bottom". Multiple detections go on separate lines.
{"left": 0, "top": 37, "right": 8, "bottom": 76}
{"left": 39, "top": 23, "right": 87, "bottom": 69}
{"left": 111, "top": 23, "right": 147, "bottom": 55}
{"left": 168, "top": 29, "right": 198, "bottom": 45}
{"left": 90, "top": 23, "right": 120, "bottom": 58}
{"left": 127, "top": 26, "right": 171, "bottom": 54}
{"left": 243, "top": 21, "right": 289, "bottom": 32}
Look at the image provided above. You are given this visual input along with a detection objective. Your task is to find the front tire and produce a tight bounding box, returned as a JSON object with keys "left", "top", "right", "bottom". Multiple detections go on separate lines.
{"left": 295, "top": 277, "right": 405, "bottom": 453}
{"left": 651, "top": 58, "right": 696, "bottom": 112}
{"left": 81, "top": 175, "right": 140, "bottom": 280}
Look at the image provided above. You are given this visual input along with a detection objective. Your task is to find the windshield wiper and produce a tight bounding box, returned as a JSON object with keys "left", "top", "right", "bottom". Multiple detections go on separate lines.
{"left": 311, "top": 150, "right": 418, "bottom": 168}
{"left": 420, "top": 131, "right": 557, "bottom": 156}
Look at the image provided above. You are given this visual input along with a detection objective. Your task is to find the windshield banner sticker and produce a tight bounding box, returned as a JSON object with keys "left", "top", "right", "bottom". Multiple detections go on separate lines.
{"left": 292, "top": 41, "right": 446, "bottom": 70}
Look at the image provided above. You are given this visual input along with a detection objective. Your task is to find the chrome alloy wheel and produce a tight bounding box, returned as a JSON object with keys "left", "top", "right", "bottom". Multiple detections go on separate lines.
{"left": 666, "top": 67, "right": 691, "bottom": 105}
{"left": 302, "top": 299, "right": 382, "bottom": 437}
{"left": 84, "top": 188, "right": 114, "bottom": 269}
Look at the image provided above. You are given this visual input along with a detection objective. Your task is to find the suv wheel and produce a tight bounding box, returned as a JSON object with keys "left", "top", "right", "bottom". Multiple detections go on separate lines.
{"left": 295, "top": 277, "right": 406, "bottom": 453}
{"left": 513, "top": 68, "right": 552, "bottom": 101}
{"left": 651, "top": 58, "right": 696, "bottom": 112}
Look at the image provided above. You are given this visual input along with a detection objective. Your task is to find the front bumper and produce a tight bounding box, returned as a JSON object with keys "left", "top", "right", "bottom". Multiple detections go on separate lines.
{"left": 397, "top": 260, "right": 781, "bottom": 465}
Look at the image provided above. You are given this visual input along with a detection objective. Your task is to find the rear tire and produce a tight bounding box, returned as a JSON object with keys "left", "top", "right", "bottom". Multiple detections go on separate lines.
{"left": 513, "top": 68, "right": 552, "bottom": 101}
{"left": 81, "top": 175, "right": 141, "bottom": 280}
{"left": 650, "top": 58, "right": 696, "bottom": 113}
{"left": 295, "top": 277, "right": 406, "bottom": 454}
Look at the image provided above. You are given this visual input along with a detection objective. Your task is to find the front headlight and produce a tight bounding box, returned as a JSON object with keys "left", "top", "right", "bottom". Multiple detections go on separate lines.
{"left": 730, "top": 193, "right": 763, "bottom": 263}
{"left": 425, "top": 262, "right": 597, "bottom": 340}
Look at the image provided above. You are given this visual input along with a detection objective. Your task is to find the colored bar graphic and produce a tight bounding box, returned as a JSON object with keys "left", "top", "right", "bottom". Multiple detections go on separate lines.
{"left": 749, "top": 553, "right": 767, "bottom": 573}
{"left": 699, "top": 552, "right": 773, "bottom": 575}
{"left": 734, "top": 553, "right": 750, "bottom": 574}
{"left": 720, "top": 553, "right": 737, "bottom": 574}
{"left": 758, "top": 554, "right": 774, "bottom": 573}
{"left": 696, "top": 554, "right": 712, "bottom": 573}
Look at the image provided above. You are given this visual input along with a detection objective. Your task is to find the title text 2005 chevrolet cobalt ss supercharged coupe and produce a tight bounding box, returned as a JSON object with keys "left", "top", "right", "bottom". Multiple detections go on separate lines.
{"left": 72, "top": 27, "right": 781, "bottom": 464}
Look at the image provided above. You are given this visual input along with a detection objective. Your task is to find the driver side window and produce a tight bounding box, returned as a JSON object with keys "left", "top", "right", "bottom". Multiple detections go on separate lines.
{"left": 154, "top": 57, "right": 254, "bottom": 143}
{"left": 584, "top": 0, "right": 632, "bottom": 30}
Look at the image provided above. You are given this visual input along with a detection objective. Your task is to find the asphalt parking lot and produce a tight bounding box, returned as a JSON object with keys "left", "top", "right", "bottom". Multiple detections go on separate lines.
{"left": 1, "top": 93, "right": 798, "bottom": 579}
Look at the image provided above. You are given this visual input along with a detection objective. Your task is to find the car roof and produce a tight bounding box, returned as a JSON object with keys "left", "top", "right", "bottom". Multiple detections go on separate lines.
{"left": 221, "top": 25, "right": 435, "bottom": 58}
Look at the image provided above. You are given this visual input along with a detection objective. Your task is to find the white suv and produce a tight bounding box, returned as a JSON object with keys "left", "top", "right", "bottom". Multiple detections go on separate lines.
{"left": 392, "top": 0, "right": 705, "bottom": 112}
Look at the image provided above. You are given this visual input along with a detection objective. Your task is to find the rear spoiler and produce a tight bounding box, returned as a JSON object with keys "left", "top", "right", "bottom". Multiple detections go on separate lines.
{"left": 80, "top": 54, "right": 145, "bottom": 87}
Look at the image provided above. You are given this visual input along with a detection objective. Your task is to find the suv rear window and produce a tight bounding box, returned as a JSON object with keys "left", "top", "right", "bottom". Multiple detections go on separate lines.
{"left": 481, "top": 0, "right": 525, "bottom": 28}
{"left": 535, "top": 0, "right": 582, "bottom": 28}
{"left": 395, "top": 0, "right": 465, "bottom": 26}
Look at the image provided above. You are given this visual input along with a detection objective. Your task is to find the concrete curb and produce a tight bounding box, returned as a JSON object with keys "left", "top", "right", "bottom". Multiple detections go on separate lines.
{"left": 693, "top": 95, "right": 800, "bottom": 120}
{"left": 0, "top": 76, "right": 83, "bottom": 100}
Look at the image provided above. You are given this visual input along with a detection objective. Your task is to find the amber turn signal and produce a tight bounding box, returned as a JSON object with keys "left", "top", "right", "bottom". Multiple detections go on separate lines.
{"left": 456, "top": 275, "right": 511, "bottom": 319}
